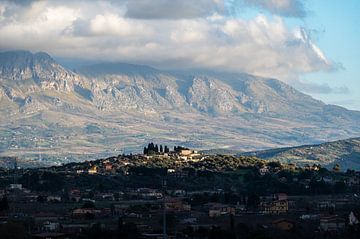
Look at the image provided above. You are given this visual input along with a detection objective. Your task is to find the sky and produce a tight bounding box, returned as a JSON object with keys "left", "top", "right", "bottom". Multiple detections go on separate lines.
{"left": 0, "top": 0, "right": 359, "bottom": 110}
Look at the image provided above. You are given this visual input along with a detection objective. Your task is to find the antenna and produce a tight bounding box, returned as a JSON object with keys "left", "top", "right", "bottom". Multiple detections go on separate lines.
{"left": 14, "top": 157, "right": 17, "bottom": 170}
{"left": 13, "top": 157, "right": 17, "bottom": 184}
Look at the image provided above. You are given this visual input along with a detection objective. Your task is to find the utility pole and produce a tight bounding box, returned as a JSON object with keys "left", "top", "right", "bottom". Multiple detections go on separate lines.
{"left": 162, "top": 178, "right": 167, "bottom": 239}
{"left": 13, "top": 157, "right": 18, "bottom": 184}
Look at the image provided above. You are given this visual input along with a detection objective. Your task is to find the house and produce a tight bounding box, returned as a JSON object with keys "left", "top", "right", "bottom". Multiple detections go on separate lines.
{"left": 320, "top": 216, "right": 345, "bottom": 232}
{"left": 9, "top": 184, "right": 22, "bottom": 190}
{"left": 32, "top": 212, "right": 61, "bottom": 223}
{"left": 169, "top": 189, "right": 186, "bottom": 197}
{"left": 112, "top": 204, "right": 130, "bottom": 216}
{"left": 318, "top": 201, "right": 335, "bottom": 211}
{"left": 319, "top": 176, "right": 335, "bottom": 185}
{"left": 72, "top": 208, "right": 102, "bottom": 219}
{"left": 60, "top": 223, "right": 91, "bottom": 234}
{"left": 135, "top": 188, "right": 162, "bottom": 200}
{"left": 347, "top": 176, "right": 360, "bottom": 186}
{"left": 142, "top": 233, "right": 175, "bottom": 239}
{"left": 272, "top": 218, "right": 295, "bottom": 231}
{"left": 179, "top": 149, "right": 192, "bottom": 156}
{"left": 88, "top": 166, "right": 97, "bottom": 174}
{"left": 261, "top": 195, "right": 288, "bottom": 215}
{"left": 206, "top": 203, "right": 235, "bottom": 217}
{"left": 32, "top": 232, "right": 67, "bottom": 239}
{"left": 180, "top": 217, "right": 197, "bottom": 224}
{"left": 42, "top": 221, "right": 60, "bottom": 232}
{"left": 261, "top": 200, "right": 288, "bottom": 214}
{"left": 95, "top": 193, "right": 114, "bottom": 201}
{"left": 276, "top": 193, "right": 288, "bottom": 201}
{"left": 287, "top": 163, "right": 296, "bottom": 170}
{"left": 259, "top": 166, "right": 270, "bottom": 176}
{"left": 47, "top": 196, "right": 61, "bottom": 203}
{"left": 165, "top": 197, "right": 191, "bottom": 212}
{"left": 349, "top": 211, "right": 359, "bottom": 226}
{"left": 69, "top": 189, "right": 81, "bottom": 202}
{"left": 167, "top": 170, "right": 189, "bottom": 178}
{"left": 104, "top": 163, "right": 113, "bottom": 171}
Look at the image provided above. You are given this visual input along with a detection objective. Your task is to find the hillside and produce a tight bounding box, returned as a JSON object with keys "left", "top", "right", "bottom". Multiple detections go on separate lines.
{"left": 1, "top": 50, "right": 360, "bottom": 166}
{"left": 243, "top": 137, "right": 360, "bottom": 169}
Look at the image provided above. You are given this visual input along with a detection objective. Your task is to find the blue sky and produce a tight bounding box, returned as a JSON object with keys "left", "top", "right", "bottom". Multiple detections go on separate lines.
{"left": 0, "top": 0, "right": 359, "bottom": 110}
{"left": 302, "top": 0, "right": 360, "bottom": 110}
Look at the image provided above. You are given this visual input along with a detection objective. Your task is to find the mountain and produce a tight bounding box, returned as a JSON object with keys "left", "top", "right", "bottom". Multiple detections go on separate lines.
{"left": 242, "top": 137, "right": 360, "bottom": 169}
{"left": 1, "top": 50, "right": 360, "bottom": 167}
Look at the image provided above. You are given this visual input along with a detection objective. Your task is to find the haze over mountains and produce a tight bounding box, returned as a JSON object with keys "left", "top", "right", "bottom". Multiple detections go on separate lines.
{"left": 1, "top": 50, "right": 360, "bottom": 167}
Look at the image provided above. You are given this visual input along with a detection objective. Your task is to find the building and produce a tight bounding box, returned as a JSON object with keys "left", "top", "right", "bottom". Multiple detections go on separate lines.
{"left": 88, "top": 166, "right": 97, "bottom": 174}
{"left": 72, "top": 208, "right": 102, "bottom": 219}
{"left": 9, "top": 184, "right": 22, "bottom": 190}
{"left": 259, "top": 166, "right": 269, "bottom": 176}
{"left": 165, "top": 197, "right": 191, "bottom": 212}
{"left": 47, "top": 196, "right": 62, "bottom": 203}
{"left": 320, "top": 216, "right": 345, "bottom": 232}
{"left": 206, "top": 203, "right": 235, "bottom": 217}
{"left": 261, "top": 200, "right": 288, "bottom": 214}
{"left": 261, "top": 193, "right": 289, "bottom": 214}
{"left": 104, "top": 163, "right": 113, "bottom": 171}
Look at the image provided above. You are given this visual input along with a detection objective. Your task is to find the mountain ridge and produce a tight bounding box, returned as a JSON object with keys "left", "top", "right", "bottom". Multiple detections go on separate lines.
{"left": 1, "top": 50, "right": 360, "bottom": 167}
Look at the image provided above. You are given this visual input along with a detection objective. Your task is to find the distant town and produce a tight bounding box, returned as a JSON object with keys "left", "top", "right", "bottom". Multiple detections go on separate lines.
{"left": 0, "top": 143, "right": 360, "bottom": 239}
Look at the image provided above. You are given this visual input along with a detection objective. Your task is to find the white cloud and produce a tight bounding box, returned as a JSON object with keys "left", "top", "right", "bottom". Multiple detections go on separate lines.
{"left": 0, "top": 0, "right": 334, "bottom": 82}
{"left": 240, "top": 0, "right": 307, "bottom": 18}
{"left": 124, "top": 0, "right": 225, "bottom": 19}
{"left": 89, "top": 13, "right": 150, "bottom": 37}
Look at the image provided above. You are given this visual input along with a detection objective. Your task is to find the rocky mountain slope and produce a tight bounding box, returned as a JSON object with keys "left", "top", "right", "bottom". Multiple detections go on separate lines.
{"left": 243, "top": 137, "right": 360, "bottom": 169}
{"left": 1, "top": 50, "right": 360, "bottom": 167}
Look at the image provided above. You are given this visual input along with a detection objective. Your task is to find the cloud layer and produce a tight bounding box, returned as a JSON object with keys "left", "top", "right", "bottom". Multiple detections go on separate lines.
{"left": 0, "top": 0, "right": 334, "bottom": 81}
{"left": 241, "top": 0, "right": 307, "bottom": 18}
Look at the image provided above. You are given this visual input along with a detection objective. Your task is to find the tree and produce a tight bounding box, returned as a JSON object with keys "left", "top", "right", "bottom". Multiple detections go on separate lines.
{"left": 0, "top": 222, "right": 27, "bottom": 239}
{"left": 37, "top": 195, "right": 45, "bottom": 203}
{"left": 246, "top": 194, "right": 260, "bottom": 209}
{"left": 0, "top": 196, "right": 9, "bottom": 211}
{"left": 82, "top": 201, "right": 96, "bottom": 209}
{"left": 143, "top": 147, "right": 148, "bottom": 155}
{"left": 333, "top": 164, "right": 341, "bottom": 172}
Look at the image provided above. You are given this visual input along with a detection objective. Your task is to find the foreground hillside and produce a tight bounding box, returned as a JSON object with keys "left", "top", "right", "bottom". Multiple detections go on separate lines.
{"left": 244, "top": 137, "right": 360, "bottom": 169}
{"left": 1, "top": 50, "right": 360, "bottom": 165}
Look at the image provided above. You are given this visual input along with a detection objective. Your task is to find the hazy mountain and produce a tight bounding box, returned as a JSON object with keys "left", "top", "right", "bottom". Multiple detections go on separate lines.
{"left": 243, "top": 137, "right": 360, "bottom": 169}
{"left": 1, "top": 50, "right": 360, "bottom": 167}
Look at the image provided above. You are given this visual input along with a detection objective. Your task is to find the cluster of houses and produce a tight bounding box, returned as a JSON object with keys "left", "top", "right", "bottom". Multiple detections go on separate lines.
{"left": 3, "top": 179, "right": 360, "bottom": 238}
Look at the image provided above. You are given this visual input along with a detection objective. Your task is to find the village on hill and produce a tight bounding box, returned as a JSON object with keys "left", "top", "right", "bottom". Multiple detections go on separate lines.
{"left": 1, "top": 143, "right": 360, "bottom": 238}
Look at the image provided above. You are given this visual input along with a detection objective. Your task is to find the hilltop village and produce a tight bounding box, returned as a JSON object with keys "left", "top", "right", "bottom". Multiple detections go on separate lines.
{"left": 0, "top": 144, "right": 360, "bottom": 239}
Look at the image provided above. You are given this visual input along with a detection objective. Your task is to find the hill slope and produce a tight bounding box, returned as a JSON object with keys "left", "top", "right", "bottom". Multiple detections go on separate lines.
{"left": 243, "top": 137, "right": 360, "bottom": 169}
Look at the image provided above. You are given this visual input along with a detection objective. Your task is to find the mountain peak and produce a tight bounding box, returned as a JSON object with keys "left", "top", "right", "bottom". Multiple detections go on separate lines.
{"left": 0, "top": 50, "right": 76, "bottom": 92}
{"left": 0, "top": 50, "right": 54, "bottom": 63}
{"left": 0, "top": 50, "right": 70, "bottom": 81}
